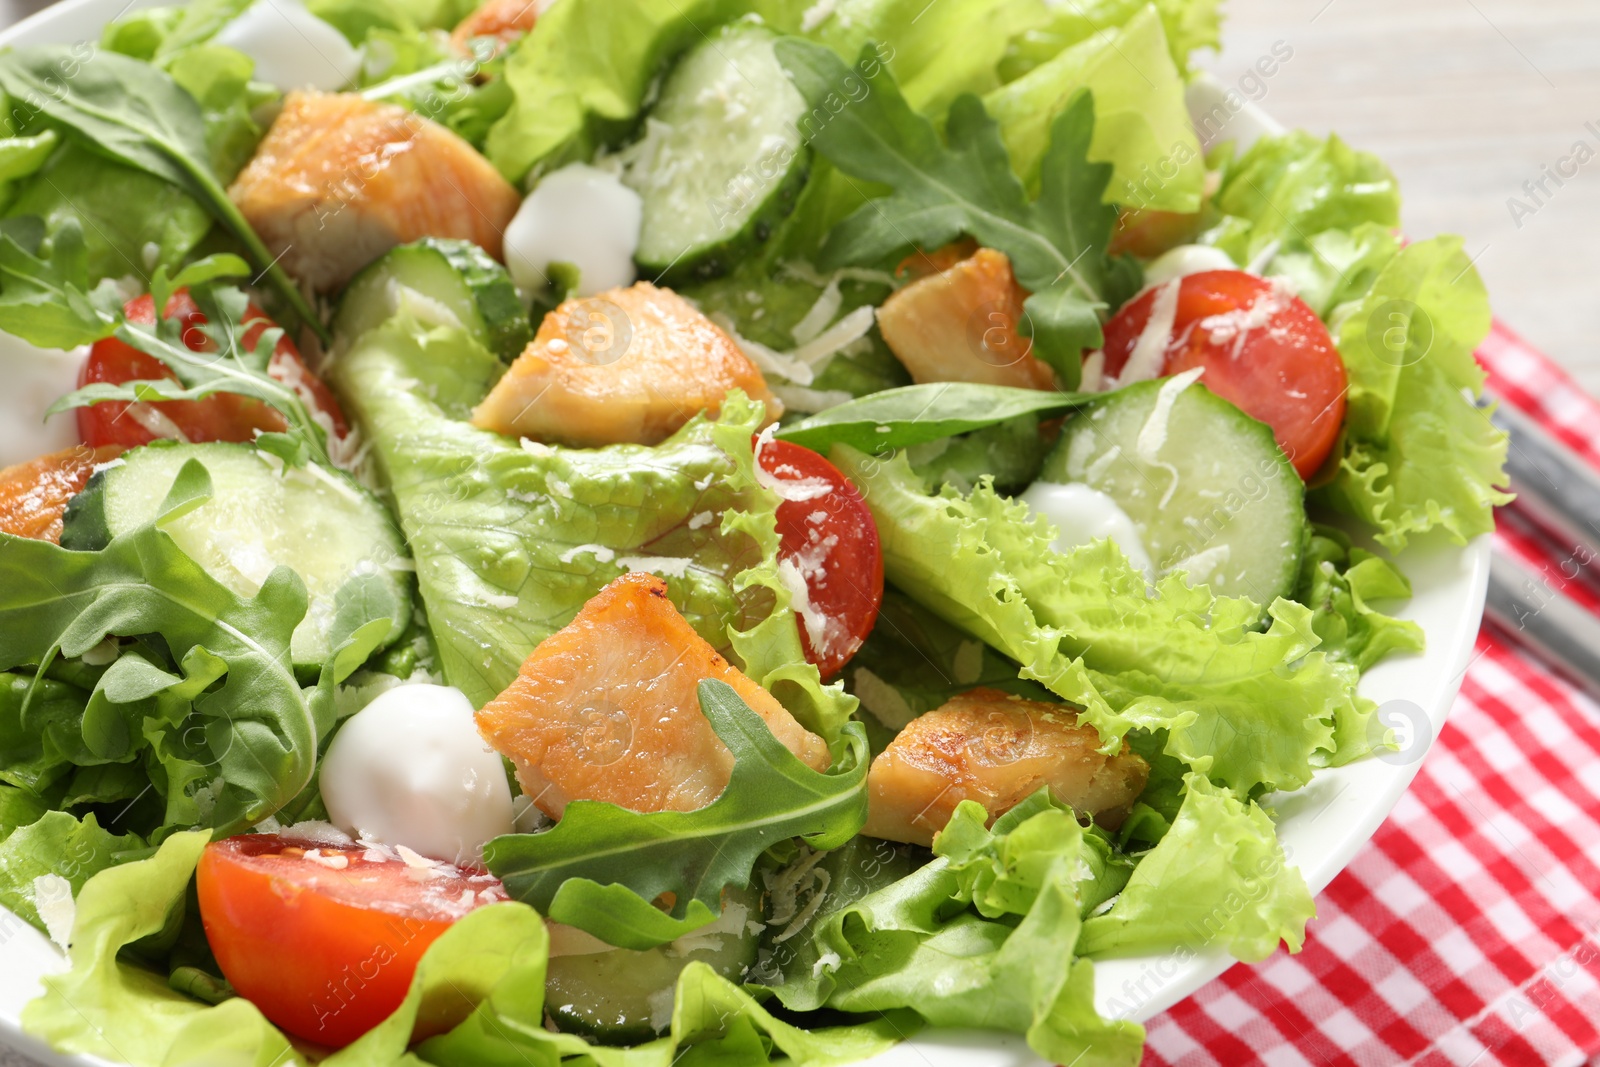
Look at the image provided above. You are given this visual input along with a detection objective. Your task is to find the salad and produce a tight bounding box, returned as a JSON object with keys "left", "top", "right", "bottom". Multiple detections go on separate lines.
{"left": 0, "top": 0, "right": 1512, "bottom": 1063}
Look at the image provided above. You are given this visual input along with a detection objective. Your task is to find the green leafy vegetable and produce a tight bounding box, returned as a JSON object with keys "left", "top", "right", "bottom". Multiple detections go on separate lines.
{"left": 5, "top": 141, "right": 215, "bottom": 284}
{"left": 1210, "top": 130, "right": 1401, "bottom": 271}
{"left": 846, "top": 589, "right": 1053, "bottom": 737}
{"left": 984, "top": 7, "right": 1205, "bottom": 212}
{"left": 776, "top": 40, "right": 1124, "bottom": 387}
{"left": 998, "top": 0, "right": 1223, "bottom": 82}
{"left": 485, "top": 679, "right": 868, "bottom": 949}
{"left": 0, "top": 460, "right": 383, "bottom": 837}
{"left": 0, "top": 811, "right": 143, "bottom": 934}
{"left": 50, "top": 279, "right": 337, "bottom": 466}
{"left": 778, "top": 381, "right": 1090, "bottom": 453}
{"left": 0, "top": 216, "right": 123, "bottom": 348}
{"left": 0, "top": 129, "right": 58, "bottom": 209}
{"left": 769, "top": 789, "right": 1144, "bottom": 1066}
{"left": 0, "top": 46, "right": 326, "bottom": 338}
{"left": 0, "top": 671, "right": 96, "bottom": 796}
{"left": 25, "top": 830, "right": 910, "bottom": 1067}
{"left": 333, "top": 312, "right": 854, "bottom": 742}
{"left": 1298, "top": 526, "right": 1424, "bottom": 672}
{"left": 1078, "top": 774, "right": 1315, "bottom": 962}
{"left": 1315, "top": 237, "right": 1512, "bottom": 550}
{"left": 832, "top": 447, "right": 1369, "bottom": 794}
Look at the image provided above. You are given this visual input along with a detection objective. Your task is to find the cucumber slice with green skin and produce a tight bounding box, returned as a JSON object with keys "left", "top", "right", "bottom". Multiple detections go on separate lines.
{"left": 62, "top": 441, "right": 413, "bottom": 670}
{"left": 544, "top": 886, "right": 760, "bottom": 1044}
{"left": 333, "top": 238, "right": 530, "bottom": 358}
{"left": 1038, "top": 374, "right": 1307, "bottom": 606}
{"left": 622, "top": 23, "right": 810, "bottom": 283}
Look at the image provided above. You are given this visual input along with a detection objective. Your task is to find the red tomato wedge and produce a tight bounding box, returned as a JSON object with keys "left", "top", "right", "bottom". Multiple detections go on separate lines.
{"left": 196, "top": 834, "right": 507, "bottom": 1048}
{"left": 1100, "top": 270, "right": 1347, "bottom": 479}
{"left": 76, "top": 290, "right": 348, "bottom": 450}
{"left": 755, "top": 435, "right": 884, "bottom": 681}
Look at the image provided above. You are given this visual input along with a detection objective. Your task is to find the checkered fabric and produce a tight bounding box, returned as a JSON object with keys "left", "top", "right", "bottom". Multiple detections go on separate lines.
{"left": 1143, "top": 322, "right": 1600, "bottom": 1067}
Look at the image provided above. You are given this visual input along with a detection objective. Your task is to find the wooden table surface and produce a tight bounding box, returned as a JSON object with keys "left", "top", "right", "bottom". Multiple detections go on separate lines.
{"left": 1202, "top": 0, "right": 1600, "bottom": 397}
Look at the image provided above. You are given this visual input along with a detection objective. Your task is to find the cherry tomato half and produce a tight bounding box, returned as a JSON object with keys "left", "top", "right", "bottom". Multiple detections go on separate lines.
{"left": 1100, "top": 270, "right": 1347, "bottom": 479}
{"left": 196, "top": 834, "right": 507, "bottom": 1048}
{"left": 755, "top": 435, "right": 884, "bottom": 681}
{"left": 76, "top": 290, "right": 348, "bottom": 450}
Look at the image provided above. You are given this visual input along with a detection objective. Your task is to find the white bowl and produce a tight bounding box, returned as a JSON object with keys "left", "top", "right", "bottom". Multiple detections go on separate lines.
{"left": 0, "top": 6, "right": 1491, "bottom": 1063}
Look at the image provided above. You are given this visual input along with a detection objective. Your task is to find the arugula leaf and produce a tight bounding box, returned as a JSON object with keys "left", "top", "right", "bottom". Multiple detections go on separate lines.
{"left": 49, "top": 280, "right": 335, "bottom": 467}
{"left": 774, "top": 39, "right": 1123, "bottom": 387}
{"left": 0, "top": 460, "right": 382, "bottom": 837}
{"left": 484, "top": 679, "right": 870, "bottom": 950}
{"left": 0, "top": 46, "right": 327, "bottom": 340}
{"left": 0, "top": 216, "right": 122, "bottom": 347}
{"left": 777, "top": 381, "right": 1091, "bottom": 453}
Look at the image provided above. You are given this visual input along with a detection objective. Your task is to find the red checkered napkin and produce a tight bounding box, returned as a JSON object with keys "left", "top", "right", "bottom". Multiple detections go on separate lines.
{"left": 1143, "top": 323, "right": 1600, "bottom": 1067}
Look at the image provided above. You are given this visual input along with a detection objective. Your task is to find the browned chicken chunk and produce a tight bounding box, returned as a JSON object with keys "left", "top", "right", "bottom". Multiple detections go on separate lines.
{"left": 876, "top": 247, "right": 1058, "bottom": 390}
{"left": 451, "top": 0, "right": 539, "bottom": 55}
{"left": 471, "top": 281, "right": 781, "bottom": 446}
{"left": 227, "top": 92, "right": 521, "bottom": 292}
{"left": 475, "top": 573, "right": 828, "bottom": 817}
{"left": 0, "top": 444, "right": 122, "bottom": 543}
{"left": 862, "top": 688, "right": 1149, "bottom": 846}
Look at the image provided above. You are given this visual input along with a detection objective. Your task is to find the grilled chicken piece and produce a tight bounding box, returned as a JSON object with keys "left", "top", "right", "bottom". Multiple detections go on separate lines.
{"left": 471, "top": 281, "right": 781, "bottom": 447}
{"left": 862, "top": 688, "right": 1149, "bottom": 846}
{"left": 0, "top": 444, "right": 122, "bottom": 543}
{"left": 451, "top": 0, "right": 539, "bottom": 54}
{"left": 227, "top": 92, "right": 520, "bottom": 293}
{"left": 876, "top": 247, "right": 1057, "bottom": 391}
{"left": 475, "top": 573, "right": 828, "bottom": 817}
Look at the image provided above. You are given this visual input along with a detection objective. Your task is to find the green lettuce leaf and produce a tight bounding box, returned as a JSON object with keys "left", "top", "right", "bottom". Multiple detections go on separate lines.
{"left": 333, "top": 313, "right": 853, "bottom": 740}
{"left": 1209, "top": 130, "right": 1401, "bottom": 271}
{"left": 831, "top": 447, "right": 1369, "bottom": 793}
{"left": 984, "top": 6, "right": 1205, "bottom": 212}
{"left": 1314, "top": 237, "right": 1512, "bottom": 550}
{"left": 1078, "top": 774, "right": 1315, "bottom": 962}
{"left": 0, "top": 811, "right": 144, "bottom": 934}
{"left": 25, "top": 830, "right": 910, "bottom": 1067}
{"left": 484, "top": 679, "right": 869, "bottom": 950}
{"left": 0, "top": 461, "right": 384, "bottom": 838}
{"left": 998, "top": 0, "right": 1223, "bottom": 81}
{"left": 1297, "top": 526, "right": 1424, "bottom": 673}
{"left": 768, "top": 791, "right": 1144, "bottom": 1066}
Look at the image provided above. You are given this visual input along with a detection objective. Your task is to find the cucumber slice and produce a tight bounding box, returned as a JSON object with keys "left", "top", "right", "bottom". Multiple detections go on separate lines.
{"left": 62, "top": 442, "right": 413, "bottom": 670}
{"left": 544, "top": 887, "right": 760, "bottom": 1043}
{"left": 1038, "top": 375, "right": 1306, "bottom": 605}
{"left": 621, "top": 23, "right": 810, "bottom": 282}
{"left": 333, "top": 238, "right": 530, "bottom": 358}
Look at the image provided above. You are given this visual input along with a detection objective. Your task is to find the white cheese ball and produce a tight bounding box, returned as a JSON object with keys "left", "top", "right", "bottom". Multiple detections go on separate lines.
{"left": 504, "top": 163, "right": 642, "bottom": 297}
{"left": 214, "top": 0, "right": 362, "bottom": 92}
{"left": 0, "top": 334, "right": 83, "bottom": 467}
{"left": 1019, "top": 481, "right": 1155, "bottom": 576}
{"left": 320, "top": 684, "right": 513, "bottom": 865}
